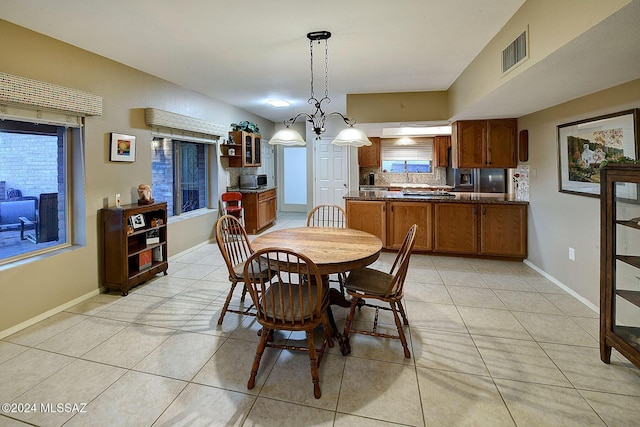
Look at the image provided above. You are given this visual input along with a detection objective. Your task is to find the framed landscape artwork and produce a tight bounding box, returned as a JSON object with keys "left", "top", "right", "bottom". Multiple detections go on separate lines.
{"left": 557, "top": 109, "right": 639, "bottom": 197}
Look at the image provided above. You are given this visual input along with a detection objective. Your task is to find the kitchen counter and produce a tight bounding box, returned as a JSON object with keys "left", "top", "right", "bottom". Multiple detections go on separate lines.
{"left": 226, "top": 185, "right": 277, "bottom": 194}
{"left": 345, "top": 190, "right": 528, "bottom": 204}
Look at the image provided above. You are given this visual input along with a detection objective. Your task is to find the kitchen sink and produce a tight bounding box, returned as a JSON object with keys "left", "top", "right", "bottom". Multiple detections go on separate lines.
{"left": 401, "top": 189, "right": 455, "bottom": 197}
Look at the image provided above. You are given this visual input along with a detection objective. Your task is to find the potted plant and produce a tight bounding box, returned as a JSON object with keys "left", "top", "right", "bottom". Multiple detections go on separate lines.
{"left": 230, "top": 121, "right": 260, "bottom": 134}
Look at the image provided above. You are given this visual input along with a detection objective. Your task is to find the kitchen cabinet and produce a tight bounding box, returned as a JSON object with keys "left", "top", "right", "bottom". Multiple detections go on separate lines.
{"left": 347, "top": 196, "right": 527, "bottom": 259}
{"left": 345, "top": 200, "right": 386, "bottom": 246}
{"left": 388, "top": 201, "right": 433, "bottom": 251}
{"left": 101, "top": 202, "right": 168, "bottom": 295}
{"left": 225, "top": 131, "right": 261, "bottom": 167}
{"left": 480, "top": 204, "right": 527, "bottom": 257}
{"left": 242, "top": 188, "right": 276, "bottom": 234}
{"left": 433, "top": 136, "right": 451, "bottom": 168}
{"left": 433, "top": 203, "right": 478, "bottom": 254}
{"left": 451, "top": 119, "right": 517, "bottom": 168}
{"left": 600, "top": 164, "right": 640, "bottom": 369}
{"left": 358, "top": 136, "right": 380, "bottom": 168}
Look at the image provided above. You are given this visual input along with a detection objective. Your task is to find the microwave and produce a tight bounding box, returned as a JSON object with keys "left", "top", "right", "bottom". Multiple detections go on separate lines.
{"left": 240, "top": 174, "right": 267, "bottom": 189}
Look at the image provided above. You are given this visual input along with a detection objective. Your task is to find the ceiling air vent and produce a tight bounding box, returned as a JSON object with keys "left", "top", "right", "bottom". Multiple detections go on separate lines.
{"left": 501, "top": 28, "right": 528, "bottom": 75}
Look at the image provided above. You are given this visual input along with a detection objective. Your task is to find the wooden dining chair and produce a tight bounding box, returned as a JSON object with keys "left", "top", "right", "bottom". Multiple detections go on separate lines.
{"left": 215, "top": 214, "right": 273, "bottom": 325}
{"left": 243, "top": 248, "right": 333, "bottom": 399}
{"left": 306, "top": 204, "right": 348, "bottom": 293}
{"left": 306, "top": 204, "right": 348, "bottom": 228}
{"left": 341, "top": 224, "right": 417, "bottom": 358}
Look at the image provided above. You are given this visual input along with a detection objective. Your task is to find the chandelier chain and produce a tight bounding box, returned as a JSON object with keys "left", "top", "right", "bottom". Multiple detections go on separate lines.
{"left": 324, "top": 39, "right": 329, "bottom": 99}
{"left": 309, "top": 38, "right": 315, "bottom": 101}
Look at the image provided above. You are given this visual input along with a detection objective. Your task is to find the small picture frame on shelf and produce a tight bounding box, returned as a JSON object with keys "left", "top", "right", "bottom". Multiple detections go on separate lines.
{"left": 129, "top": 213, "right": 145, "bottom": 229}
{"left": 146, "top": 228, "right": 160, "bottom": 245}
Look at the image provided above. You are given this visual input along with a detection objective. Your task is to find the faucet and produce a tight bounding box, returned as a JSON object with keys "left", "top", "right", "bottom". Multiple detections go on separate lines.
{"left": 405, "top": 169, "right": 410, "bottom": 183}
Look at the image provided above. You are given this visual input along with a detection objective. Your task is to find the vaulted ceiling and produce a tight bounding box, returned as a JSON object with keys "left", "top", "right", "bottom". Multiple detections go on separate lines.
{"left": 1, "top": 0, "right": 639, "bottom": 128}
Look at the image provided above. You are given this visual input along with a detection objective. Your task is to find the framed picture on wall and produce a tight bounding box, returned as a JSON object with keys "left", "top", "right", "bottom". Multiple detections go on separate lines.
{"left": 557, "top": 109, "right": 639, "bottom": 197}
{"left": 110, "top": 133, "right": 136, "bottom": 162}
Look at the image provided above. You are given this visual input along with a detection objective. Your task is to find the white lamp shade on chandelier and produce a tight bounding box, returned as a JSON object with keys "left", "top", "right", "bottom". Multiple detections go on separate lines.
{"left": 269, "top": 127, "right": 306, "bottom": 146}
{"left": 331, "top": 127, "right": 371, "bottom": 147}
{"left": 269, "top": 125, "right": 371, "bottom": 147}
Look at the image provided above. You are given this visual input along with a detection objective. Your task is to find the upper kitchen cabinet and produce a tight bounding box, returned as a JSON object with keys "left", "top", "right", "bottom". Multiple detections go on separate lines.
{"left": 433, "top": 135, "right": 451, "bottom": 167}
{"left": 451, "top": 119, "right": 517, "bottom": 168}
{"left": 227, "top": 131, "right": 261, "bottom": 167}
{"left": 358, "top": 136, "right": 380, "bottom": 168}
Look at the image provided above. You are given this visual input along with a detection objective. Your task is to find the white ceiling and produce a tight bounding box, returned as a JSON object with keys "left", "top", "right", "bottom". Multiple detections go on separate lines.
{"left": 1, "top": 0, "right": 639, "bottom": 127}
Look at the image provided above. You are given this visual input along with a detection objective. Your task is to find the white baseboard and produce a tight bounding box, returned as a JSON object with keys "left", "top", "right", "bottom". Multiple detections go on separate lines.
{"left": 523, "top": 259, "right": 599, "bottom": 314}
{"left": 0, "top": 288, "right": 103, "bottom": 340}
{"left": 0, "top": 240, "right": 218, "bottom": 340}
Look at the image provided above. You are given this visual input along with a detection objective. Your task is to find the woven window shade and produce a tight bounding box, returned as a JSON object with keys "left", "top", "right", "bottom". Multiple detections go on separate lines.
{"left": 0, "top": 72, "right": 102, "bottom": 116}
{"left": 145, "top": 108, "right": 225, "bottom": 139}
{"left": 381, "top": 137, "right": 433, "bottom": 160}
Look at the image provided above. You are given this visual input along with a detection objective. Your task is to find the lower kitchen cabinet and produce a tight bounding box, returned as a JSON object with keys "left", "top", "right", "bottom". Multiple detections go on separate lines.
{"left": 242, "top": 188, "right": 277, "bottom": 234}
{"left": 388, "top": 201, "right": 432, "bottom": 251}
{"left": 347, "top": 198, "right": 527, "bottom": 259}
{"left": 480, "top": 204, "right": 527, "bottom": 257}
{"left": 434, "top": 203, "right": 527, "bottom": 257}
{"left": 433, "top": 203, "right": 478, "bottom": 254}
{"left": 345, "top": 200, "right": 386, "bottom": 246}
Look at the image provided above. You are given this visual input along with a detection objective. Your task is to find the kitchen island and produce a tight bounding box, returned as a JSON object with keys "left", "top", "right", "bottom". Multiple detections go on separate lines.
{"left": 344, "top": 190, "right": 528, "bottom": 259}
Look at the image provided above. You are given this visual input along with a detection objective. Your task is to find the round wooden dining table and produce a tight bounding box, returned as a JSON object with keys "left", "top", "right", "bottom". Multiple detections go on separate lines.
{"left": 251, "top": 226, "right": 383, "bottom": 351}
{"left": 251, "top": 227, "right": 383, "bottom": 276}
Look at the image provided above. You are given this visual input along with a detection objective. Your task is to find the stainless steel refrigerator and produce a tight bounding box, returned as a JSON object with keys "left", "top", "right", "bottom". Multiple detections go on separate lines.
{"left": 474, "top": 168, "right": 507, "bottom": 193}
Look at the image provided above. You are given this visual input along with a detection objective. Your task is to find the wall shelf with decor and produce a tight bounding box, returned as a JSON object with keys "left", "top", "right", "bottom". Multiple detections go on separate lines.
{"left": 225, "top": 131, "right": 261, "bottom": 167}
{"left": 101, "top": 202, "right": 168, "bottom": 295}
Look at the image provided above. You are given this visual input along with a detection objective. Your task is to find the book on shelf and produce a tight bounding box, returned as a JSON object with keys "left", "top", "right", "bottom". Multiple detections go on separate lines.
{"left": 139, "top": 249, "right": 152, "bottom": 270}
{"left": 152, "top": 246, "right": 163, "bottom": 262}
{"left": 146, "top": 228, "right": 160, "bottom": 245}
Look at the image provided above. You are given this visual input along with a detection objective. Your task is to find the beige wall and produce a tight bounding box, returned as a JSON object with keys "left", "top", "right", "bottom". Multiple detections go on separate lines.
{"left": 348, "top": 0, "right": 630, "bottom": 123}
{"left": 0, "top": 20, "right": 274, "bottom": 335}
{"left": 449, "top": 0, "right": 629, "bottom": 119}
{"left": 346, "top": 91, "right": 448, "bottom": 123}
{"left": 520, "top": 78, "right": 640, "bottom": 306}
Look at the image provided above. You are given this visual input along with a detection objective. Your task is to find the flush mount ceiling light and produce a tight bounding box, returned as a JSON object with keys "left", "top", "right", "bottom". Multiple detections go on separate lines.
{"left": 267, "top": 100, "right": 290, "bottom": 108}
{"left": 269, "top": 31, "right": 371, "bottom": 147}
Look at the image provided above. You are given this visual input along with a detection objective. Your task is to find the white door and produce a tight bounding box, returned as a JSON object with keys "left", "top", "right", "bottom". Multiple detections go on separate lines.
{"left": 314, "top": 139, "right": 349, "bottom": 208}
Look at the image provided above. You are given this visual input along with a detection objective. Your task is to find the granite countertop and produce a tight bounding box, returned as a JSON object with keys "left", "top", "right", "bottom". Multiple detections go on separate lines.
{"left": 226, "top": 185, "right": 277, "bottom": 194}
{"left": 344, "top": 189, "right": 528, "bottom": 204}
{"left": 360, "top": 183, "right": 454, "bottom": 190}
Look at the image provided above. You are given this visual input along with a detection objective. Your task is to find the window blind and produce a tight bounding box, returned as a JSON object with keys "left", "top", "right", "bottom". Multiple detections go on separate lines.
{"left": 380, "top": 137, "right": 433, "bottom": 160}
{"left": 145, "top": 108, "right": 225, "bottom": 142}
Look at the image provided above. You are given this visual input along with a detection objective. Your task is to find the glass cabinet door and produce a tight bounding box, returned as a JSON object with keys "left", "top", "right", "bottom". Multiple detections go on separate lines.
{"left": 244, "top": 133, "right": 253, "bottom": 165}
{"left": 254, "top": 135, "right": 261, "bottom": 164}
{"left": 613, "top": 179, "right": 640, "bottom": 352}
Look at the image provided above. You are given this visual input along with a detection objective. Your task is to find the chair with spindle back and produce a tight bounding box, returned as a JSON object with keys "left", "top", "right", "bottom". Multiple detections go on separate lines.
{"left": 215, "top": 214, "right": 273, "bottom": 325}
{"left": 341, "top": 224, "right": 417, "bottom": 358}
{"left": 243, "top": 247, "right": 333, "bottom": 399}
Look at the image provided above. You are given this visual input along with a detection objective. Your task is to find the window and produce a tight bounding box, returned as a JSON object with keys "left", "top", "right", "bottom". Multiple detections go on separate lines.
{"left": 380, "top": 137, "right": 433, "bottom": 173}
{"left": 152, "top": 137, "right": 209, "bottom": 216}
{"left": 0, "top": 120, "right": 69, "bottom": 263}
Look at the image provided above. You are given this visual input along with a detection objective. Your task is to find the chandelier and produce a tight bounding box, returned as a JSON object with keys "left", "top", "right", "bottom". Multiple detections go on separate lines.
{"left": 269, "top": 31, "right": 371, "bottom": 147}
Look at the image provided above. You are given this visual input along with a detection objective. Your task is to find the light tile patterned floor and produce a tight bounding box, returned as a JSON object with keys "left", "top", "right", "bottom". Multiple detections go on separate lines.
{"left": 1, "top": 212, "right": 640, "bottom": 426}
